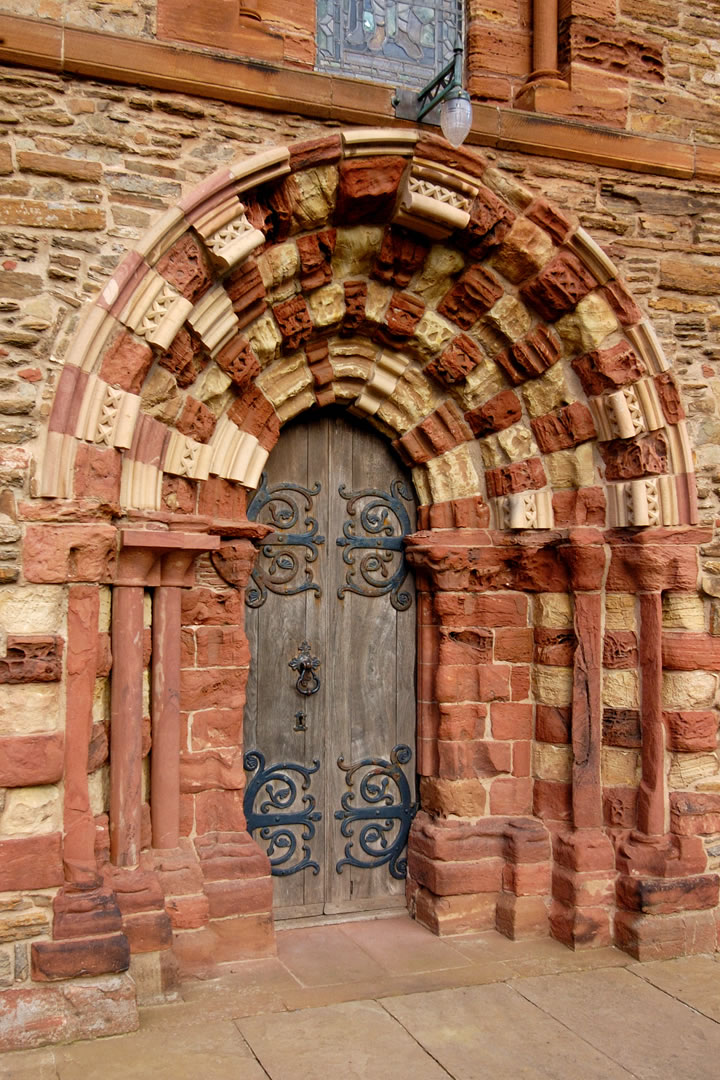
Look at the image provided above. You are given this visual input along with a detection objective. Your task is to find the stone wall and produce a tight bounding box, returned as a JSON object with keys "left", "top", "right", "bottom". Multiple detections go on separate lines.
{"left": 2, "top": 29, "right": 720, "bottom": 1046}
{"left": 5, "top": 1, "right": 720, "bottom": 139}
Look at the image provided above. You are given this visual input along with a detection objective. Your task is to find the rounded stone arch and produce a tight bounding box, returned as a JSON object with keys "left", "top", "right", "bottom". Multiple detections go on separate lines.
{"left": 37, "top": 127, "right": 696, "bottom": 534}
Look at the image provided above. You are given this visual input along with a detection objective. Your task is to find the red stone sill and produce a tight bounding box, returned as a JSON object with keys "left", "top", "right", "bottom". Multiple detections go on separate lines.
{"left": 0, "top": 13, "right": 714, "bottom": 181}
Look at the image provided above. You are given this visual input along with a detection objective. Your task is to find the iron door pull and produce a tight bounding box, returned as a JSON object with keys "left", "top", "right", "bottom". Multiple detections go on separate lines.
{"left": 289, "top": 640, "right": 321, "bottom": 695}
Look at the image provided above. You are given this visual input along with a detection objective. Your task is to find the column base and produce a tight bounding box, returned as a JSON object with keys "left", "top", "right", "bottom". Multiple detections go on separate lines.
{"left": 549, "top": 829, "right": 615, "bottom": 949}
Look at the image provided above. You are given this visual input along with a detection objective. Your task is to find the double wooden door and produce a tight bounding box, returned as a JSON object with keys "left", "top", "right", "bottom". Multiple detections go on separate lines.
{"left": 243, "top": 413, "right": 417, "bottom": 920}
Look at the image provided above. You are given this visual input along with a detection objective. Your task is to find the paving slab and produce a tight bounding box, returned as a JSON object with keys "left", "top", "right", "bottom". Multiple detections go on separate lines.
{"left": 628, "top": 955, "right": 720, "bottom": 1024}
{"left": 339, "top": 914, "right": 472, "bottom": 975}
{"left": 0, "top": 1047, "right": 57, "bottom": 1080}
{"left": 276, "top": 922, "right": 385, "bottom": 986}
{"left": 513, "top": 966, "right": 720, "bottom": 1080}
{"left": 383, "top": 983, "right": 634, "bottom": 1080}
{"left": 53, "top": 1018, "right": 268, "bottom": 1080}
{"left": 238, "top": 999, "right": 451, "bottom": 1080}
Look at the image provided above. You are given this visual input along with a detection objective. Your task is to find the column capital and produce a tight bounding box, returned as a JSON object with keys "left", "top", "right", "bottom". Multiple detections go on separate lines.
{"left": 115, "top": 528, "right": 221, "bottom": 587}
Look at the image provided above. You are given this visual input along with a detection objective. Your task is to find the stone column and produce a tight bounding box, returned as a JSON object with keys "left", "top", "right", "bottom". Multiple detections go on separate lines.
{"left": 550, "top": 529, "right": 615, "bottom": 949}
{"left": 110, "top": 578, "right": 147, "bottom": 867}
{"left": 150, "top": 583, "right": 182, "bottom": 849}
{"left": 611, "top": 533, "right": 719, "bottom": 960}
{"left": 514, "top": 0, "right": 568, "bottom": 110}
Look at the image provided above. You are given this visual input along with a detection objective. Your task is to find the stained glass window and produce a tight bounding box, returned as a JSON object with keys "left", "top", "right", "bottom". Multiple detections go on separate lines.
{"left": 316, "top": 1, "right": 463, "bottom": 90}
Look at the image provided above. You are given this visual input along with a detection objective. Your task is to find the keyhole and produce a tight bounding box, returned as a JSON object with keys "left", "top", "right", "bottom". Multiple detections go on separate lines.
{"left": 294, "top": 711, "right": 307, "bottom": 732}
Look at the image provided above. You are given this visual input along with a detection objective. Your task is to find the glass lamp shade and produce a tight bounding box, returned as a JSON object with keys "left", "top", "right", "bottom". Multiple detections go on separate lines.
{"left": 440, "top": 91, "right": 473, "bottom": 148}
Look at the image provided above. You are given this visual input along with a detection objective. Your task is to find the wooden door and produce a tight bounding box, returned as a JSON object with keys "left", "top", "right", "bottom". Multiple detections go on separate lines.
{"left": 243, "top": 412, "right": 417, "bottom": 920}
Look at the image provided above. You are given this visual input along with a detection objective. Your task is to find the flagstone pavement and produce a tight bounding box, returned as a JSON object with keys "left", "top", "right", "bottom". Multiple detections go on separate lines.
{"left": 2, "top": 914, "right": 720, "bottom": 1079}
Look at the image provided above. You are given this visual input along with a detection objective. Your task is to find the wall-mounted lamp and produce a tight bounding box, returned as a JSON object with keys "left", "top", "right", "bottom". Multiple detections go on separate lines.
{"left": 392, "top": 42, "right": 473, "bottom": 148}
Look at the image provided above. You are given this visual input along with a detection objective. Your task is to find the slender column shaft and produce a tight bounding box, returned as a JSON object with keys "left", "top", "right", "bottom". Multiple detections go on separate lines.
{"left": 637, "top": 591, "right": 665, "bottom": 836}
{"left": 571, "top": 591, "right": 604, "bottom": 829}
{"left": 63, "top": 585, "right": 101, "bottom": 883}
{"left": 151, "top": 585, "right": 182, "bottom": 849}
{"left": 532, "top": 0, "right": 559, "bottom": 75}
{"left": 110, "top": 585, "right": 145, "bottom": 866}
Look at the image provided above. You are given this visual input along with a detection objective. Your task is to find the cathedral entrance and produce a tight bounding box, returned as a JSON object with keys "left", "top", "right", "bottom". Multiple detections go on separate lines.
{"left": 243, "top": 413, "right": 417, "bottom": 920}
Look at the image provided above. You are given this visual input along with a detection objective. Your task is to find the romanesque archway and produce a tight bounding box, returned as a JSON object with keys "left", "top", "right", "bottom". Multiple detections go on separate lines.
{"left": 25, "top": 128, "right": 709, "bottom": 994}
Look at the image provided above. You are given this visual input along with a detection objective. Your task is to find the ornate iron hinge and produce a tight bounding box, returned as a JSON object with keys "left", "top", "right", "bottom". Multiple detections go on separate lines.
{"left": 245, "top": 473, "right": 325, "bottom": 607}
{"left": 336, "top": 479, "right": 413, "bottom": 610}
{"left": 243, "top": 751, "right": 322, "bottom": 876}
{"left": 334, "top": 744, "right": 417, "bottom": 879}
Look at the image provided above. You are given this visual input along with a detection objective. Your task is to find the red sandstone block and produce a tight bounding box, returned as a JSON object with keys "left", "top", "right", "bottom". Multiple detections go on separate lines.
{"left": 104, "top": 867, "right": 165, "bottom": 915}
{"left": 190, "top": 709, "right": 242, "bottom": 750}
{"left": 437, "top": 738, "right": 512, "bottom": 779}
{"left": 550, "top": 901, "right": 612, "bottom": 950}
{"left": 427, "top": 333, "right": 485, "bottom": 386}
{"left": 437, "top": 703, "right": 487, "bottom": 741}
{"left": 662, "top": 633, "right": 720, "bottom": 671}
{"left": 196, "top": 477, "right": 247, "bottom": 524}
{"left": 204, "top": 876, "right": 273, "bottom": 919}
{"left": 600, "top": 432, "right": 668, "bottom": 483}
{"left": 553, "top": 487, "right": 607, "bottom": 527}
{"left": 408, "top": 851, "right": 504, "bottom": 896}
{"left": 655, "top": 372, "right": 685, "bottom": 424}
{"left": 478, "top": 664, "right": 512, "bottom": 702}
{"left": 485, "top": 457, "right": 546, "bottom": 498}
{"left": 99, "top": 331, "right": 154, "bottom": 394}
{"left": 603, "top": 785, "right": 638, "bottom": 828}
{"left": 503, "top": 861, "right": 552, "bottom": 897}
{"left": 73, "top": 444, "right": 123, "bottom": 503}
{"left": 495, "top": 893, "right": 549, "bottom": 940}
{"left": 614, "top": 908, "right": 717, "bottom": 962}
{"left": 180, "top": 747, "right": 246, "bottom": 794}
{"left": 493, "top": 627, "right": 533, "bottom": 663}
{"left": 526, "top": 198, "right": 571, "bottom": 244}
{"left": 617, "top": 873, "right": 720, "bottom": 915}
{"left": 165, "top": 893, "right": 210, "bottom": 931}
{"left": 663, "top": 710, "right": 718, "bottom": 753}
{"left": 535, "top": 705, "right": 571, "bottom": 744}
{"left": 52, "top": 884, "right": 122, "bottom": 941}
{"left": 491, "top": 702, "right": 533, "bottom": 740}
{"left": 438, "top": 265, "right": 504, "bottom": 329}
{"left": 31, "top": 933, "right": 130, "bottom": 981}
{"left": 552, "top": 866, "right": 615, "bottom": 908}
{"left": 489, "top": 777, "right": 533, "bottom": 815}
{"left": 337, "top": 157, "right": 407, "bottom": 224}
{"left": 122, "top": 910, "right": 173, "bottom": 954}
{"left": 0, "top": 731, "right": 64, "bottom": 786}
{"left": 24, "top": 524, "right": 117, "bottom": 584}
{"left": 670, "top": 791, "right": 720, "bottom": 836}
{"left": 601, "top": 279, "right": 643, "bottom": 327}
{"left": 512, "top": 741, "right": 531, "bottom": 778}
{"left": 194, "top": 788, "right": 246, "bottom": 833}
{"left": 438, "top": 628, "right": 493, "bottom": 666}
{"left": 603, "top": 630, "right": 638, "bottom": 669}
{"left": 470, "top": 593, "right": 529, "bottom": 627}
{"left": 571, "top": 341, "right": 645, "bottom": 396}
{"left": 533, "top": 779, "right": 572, "bottom": 822}
{"left": 534, "top": 628, "right": 576, "bottom": 666}
{"left": 607, "top": 544, "right": 698, "bottom": 592}
{"left": 194, "top": 626, "right": 250, "bottom": 668}
{"left": 182, "top": 587, "right": 245, "bottom": 628}
{"left": 0, "top": 833, "right": 63, "bottom": 892}
{"left": 435, "top": 663, "right": 479, "bottom": 703}
{"left": 180, "top": 666, "right": 249, "bottom": 711}
{"left": 511, "top": 665, "right": 531, "bottom": 701}
{"left": 465, "top": 390, "right": 522, "bottom": 437}
{"left": 531, "top": 402, "right": 596, "bottom": 453}
{"left": 373, "top": 226, "right": 429, "bottom": 289}
{"left": 520, "top": 250, "right": 597, "bottom": 322}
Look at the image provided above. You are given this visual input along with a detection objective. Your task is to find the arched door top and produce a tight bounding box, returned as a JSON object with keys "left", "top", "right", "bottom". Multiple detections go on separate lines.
{"left": 39, "top": 128, "right": 695, "bottom": 533}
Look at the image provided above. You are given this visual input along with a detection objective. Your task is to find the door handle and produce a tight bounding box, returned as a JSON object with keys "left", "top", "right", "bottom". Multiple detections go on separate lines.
{"left": 289, "top": 640, "right": 321, "bottom": 696}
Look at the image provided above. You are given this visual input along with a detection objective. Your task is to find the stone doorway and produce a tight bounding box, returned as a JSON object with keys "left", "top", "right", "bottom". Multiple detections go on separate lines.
{"left": 243, "top": 412, "right": 418, "bottom": 920}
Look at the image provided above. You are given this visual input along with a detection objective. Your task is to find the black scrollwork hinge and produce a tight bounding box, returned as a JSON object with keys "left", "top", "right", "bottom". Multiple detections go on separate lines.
{"left": 243, "top": 751, "right": 322, "bottom": 876}
{"left": 334, "top": 744, "right": 417, "bottom": 879}
{"left": 336, "top": 479, "right": 413, "bottom": 610}
{"left": 245, "top": 473, "right": 325, "bottom": 608}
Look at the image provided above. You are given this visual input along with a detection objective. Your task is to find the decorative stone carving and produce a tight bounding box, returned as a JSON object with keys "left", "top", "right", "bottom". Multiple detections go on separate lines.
{"left": 438, "top": 265, "right": 504, "bottom": 329}
{"left": 554, "top": 292, "right": 619, "bottom": 354}
{"left": 465, "top": 390, "right": 522, "bottom": 437}
{"left": 572, "top": 341, "right": 646, "bottom": 396}
{"left": 393, "top": 158, "right": 476, "bottom": 240}
{"left": 495, "top": 325, "right": 562, "bottom": 385}
{"left": 163, "top": 431, "right": 213, "bottom": 481}
{"left": 566, "top": 227, "right": 618, "bottom": 286}
{"left": 118, "top": 269, "right": 193, "bottom": 352}
{"left": 74, "top": 375, "right": 141, "bottom": 451}
{"left": 306, "top": 283, "right": 345, "bottom": 330}
{"left": 272, "top": 294, "right": 314, "bottom": 351}
{"left": 208, "top": 415, "right": 268, "bottom": 488}
{"left": 625, "top": 320, "right": 670, "bottom": 374}
{"left": 355, "top": 349, "right": 411, "bottom": 416}
{"left": 426, "top": 333, "right": 485, "bottom": 385}
{"left": 606, "top": 476, "right": 681, "bottom": 528}
{"left": 187, "top": 285, "right": 239, "bottom": 358}
{"left": 155, "top": 233, "right": 214, "bottom": 303}
{"left": 520, "top": 250, "right": 598, "bottom": 322}
{"left": 494, "top": 490, "right": 554, "bottom": 530}
{"left": 373, "top": 227, "right": 429, "bottom": 288}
